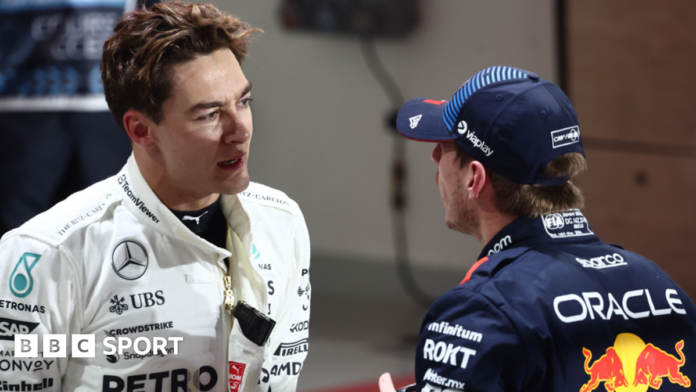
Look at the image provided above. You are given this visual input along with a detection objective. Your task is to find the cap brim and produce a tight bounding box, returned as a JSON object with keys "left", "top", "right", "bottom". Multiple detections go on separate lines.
{"left": 396, "top": 98, "right": 453, "bottom": 142}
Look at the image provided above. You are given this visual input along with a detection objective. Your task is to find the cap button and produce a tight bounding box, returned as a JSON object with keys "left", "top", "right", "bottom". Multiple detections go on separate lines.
{"left": 527, "top": 72, "right": 539, "bottom": 81}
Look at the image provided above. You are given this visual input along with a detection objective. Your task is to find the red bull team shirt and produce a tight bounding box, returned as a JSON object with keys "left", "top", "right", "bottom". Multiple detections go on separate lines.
{"left": 415, "top": 209, "right": 696, "bottom": 392}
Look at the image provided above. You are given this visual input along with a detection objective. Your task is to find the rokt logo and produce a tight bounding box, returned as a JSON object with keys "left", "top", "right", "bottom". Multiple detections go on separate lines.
{"left": 10, "top": 253, "right": 41, "bottom": 298}
{"left": 581, "top": 333, "right": 690, "bottom": 392}
{"left": 111, "top": 241, "right": 148, "bottom": 280}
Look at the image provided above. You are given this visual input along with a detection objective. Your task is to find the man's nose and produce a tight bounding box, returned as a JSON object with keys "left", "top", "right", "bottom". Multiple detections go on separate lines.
{"left": 223, "top": 114, "right": 250, "bottom": 144}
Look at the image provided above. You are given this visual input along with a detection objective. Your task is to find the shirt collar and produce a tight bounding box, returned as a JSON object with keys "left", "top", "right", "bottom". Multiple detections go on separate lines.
{"left": 115, "top": 154, "right": 255, "bottom": 261}
{"left": 478, "top": 209, "right": 599, "bottom": 260}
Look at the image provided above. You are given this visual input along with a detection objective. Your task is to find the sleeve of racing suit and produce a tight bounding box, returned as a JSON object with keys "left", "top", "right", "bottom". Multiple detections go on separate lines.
{"left": 414, "top": 291, "right": 529, "bottom": 392}
{"left": 0, "top": 234, "right": 83, "bottom": 391}
{"left": 264, "top": 213, "right": 311, "bottom": 392}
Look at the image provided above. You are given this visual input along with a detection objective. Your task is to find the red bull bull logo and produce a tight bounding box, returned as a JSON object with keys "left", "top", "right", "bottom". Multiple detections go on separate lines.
{"left": 581, "top": 333, "right": 691, "bottom": 392}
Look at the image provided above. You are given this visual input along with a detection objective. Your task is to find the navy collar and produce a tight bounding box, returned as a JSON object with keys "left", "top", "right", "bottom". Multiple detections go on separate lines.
{"left": 478, "top": 209, "right": 600, "bottom": 260}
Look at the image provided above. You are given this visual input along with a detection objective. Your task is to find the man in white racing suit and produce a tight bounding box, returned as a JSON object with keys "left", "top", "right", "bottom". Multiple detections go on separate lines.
{"left": 0, "top": 2, "right": 311, "bottom": 392}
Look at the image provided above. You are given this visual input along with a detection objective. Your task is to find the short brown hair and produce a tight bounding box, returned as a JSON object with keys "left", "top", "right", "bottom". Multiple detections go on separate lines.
{"left": 455, "top": 144, "right": 587, "bottom": 218}
{"left": 101, "top": 2, "right": 260, "bottom": 129}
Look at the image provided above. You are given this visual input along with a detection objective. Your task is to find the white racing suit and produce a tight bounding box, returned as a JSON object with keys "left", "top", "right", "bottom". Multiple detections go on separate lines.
{"left": 0, "top": 155, "right": 311, "bottom": 392}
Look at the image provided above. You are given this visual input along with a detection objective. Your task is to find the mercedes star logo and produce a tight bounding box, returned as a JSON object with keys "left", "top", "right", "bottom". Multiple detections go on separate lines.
{"left": 111, "top": 241, "right": 149, "bottom": 280}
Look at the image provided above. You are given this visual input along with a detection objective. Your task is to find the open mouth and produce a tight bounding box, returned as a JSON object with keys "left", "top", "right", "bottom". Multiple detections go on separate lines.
{"left": 219, "top": 158, "right": 240, "bottom": 166}
{"left": 217, "top": 155, "right": 245, "bottom": 170}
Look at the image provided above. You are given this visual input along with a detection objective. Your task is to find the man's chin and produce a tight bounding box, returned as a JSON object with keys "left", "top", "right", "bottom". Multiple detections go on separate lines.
{"left": 218, "top": 176, "right": 250, "bottom": 196}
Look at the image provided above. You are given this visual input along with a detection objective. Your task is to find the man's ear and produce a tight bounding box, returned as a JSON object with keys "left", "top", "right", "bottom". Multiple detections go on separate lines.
{"left": 123, "top": 110, "right": 156, "bottom": 149}
{"left": 467, "top": 161, "right": 488, "bottom": 199}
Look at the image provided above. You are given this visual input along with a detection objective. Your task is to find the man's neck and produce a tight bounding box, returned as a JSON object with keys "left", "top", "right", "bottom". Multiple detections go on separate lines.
{"left": 134, "top": 150, "right": 219, "bottom": 211}
{"left": 475, "top": 211, "right": 519, "bottom": 249}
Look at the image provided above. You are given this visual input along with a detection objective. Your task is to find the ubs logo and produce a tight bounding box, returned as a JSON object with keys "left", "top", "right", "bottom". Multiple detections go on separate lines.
{"left": 112, "top": 241, "right": 148, "bottom": 280}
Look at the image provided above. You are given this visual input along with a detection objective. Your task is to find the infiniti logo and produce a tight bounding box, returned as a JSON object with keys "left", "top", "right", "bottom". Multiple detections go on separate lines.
{"left": 111, "top": 241, "right": 149, "bottom": 280}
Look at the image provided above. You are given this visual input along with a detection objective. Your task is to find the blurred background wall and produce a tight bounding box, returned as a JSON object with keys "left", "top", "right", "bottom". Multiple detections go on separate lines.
{"left": 568, "top": 0, "right": 696, "bottom": 299}
{"left": 223, "top": 0, "right": 558, "bottom": 302}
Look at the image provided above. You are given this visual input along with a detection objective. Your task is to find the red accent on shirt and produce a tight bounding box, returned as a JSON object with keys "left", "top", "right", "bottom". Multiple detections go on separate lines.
{"left": 461, "top": 257, "right": 489, "bottom": 284}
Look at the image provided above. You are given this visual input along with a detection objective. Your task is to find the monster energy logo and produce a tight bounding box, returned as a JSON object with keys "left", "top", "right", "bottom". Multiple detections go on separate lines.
{"left": 10, "top": 253, "right": 41, "bottom": 298}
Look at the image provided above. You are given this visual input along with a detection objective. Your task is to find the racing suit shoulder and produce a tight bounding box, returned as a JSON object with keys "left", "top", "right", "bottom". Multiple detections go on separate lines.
{"left": 238, "top": 182, "right": 303, "bottom": 216}
{"left": 416, "top": 286, "right": 532, "bottom": 392}
{"left": 2, "top": 175, "right": 121, "bottom": 248}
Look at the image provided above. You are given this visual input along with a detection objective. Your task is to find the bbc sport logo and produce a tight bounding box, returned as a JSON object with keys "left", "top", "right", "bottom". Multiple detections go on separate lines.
{"left": 13, "top": 334, "right": 183, "bottom": 358}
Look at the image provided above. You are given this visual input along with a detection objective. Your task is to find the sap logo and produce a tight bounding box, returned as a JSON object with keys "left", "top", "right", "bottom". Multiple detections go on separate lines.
{"left": 0, "top": 318, "right": 40, "bottom": 341}
{"left": 576, "top": 253, "right": 627, "bottom": 269}
{"left": 130, "top": 290, "right": 165, "bottom": 309}
{"left": 551, "top": 126, "right": 581, "bottom": 149}
{"left": 274, "top": 338, "right": 309, "bottom": 357}
{"left": 487, "top": 235, "right": 512, "bottom": 256}
{"left": 423, "top": 339, "right": 476, "bottom": 369}
{"left": 290, "top": 321, "right": 309, "bottom": 333}
{"left": 554, "top": 288, "right": 686, "bottom": 323}
{"left": 423, "top": 369, "right": 465, "bottom": 391}
{"left": 544, "top": 213, "right": 564, "bottom": 230}
{"left": 459, "top": 121, "right": 494, "bottom": 157}
{"left": 409, "top": 115, "right": 422, "bottom": 129}
{"left": 103, "top": 366, "right": 217, "bottom": 392}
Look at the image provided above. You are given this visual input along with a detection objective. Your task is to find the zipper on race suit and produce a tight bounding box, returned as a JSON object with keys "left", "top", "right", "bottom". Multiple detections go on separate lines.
{"left": 223, "top": 274, "right": 235, "bottom": 312}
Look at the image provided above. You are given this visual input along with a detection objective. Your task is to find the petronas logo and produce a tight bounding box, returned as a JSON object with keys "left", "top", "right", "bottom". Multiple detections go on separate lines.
{"left": 10, "top": 253, "right": 41, "bottom": 298}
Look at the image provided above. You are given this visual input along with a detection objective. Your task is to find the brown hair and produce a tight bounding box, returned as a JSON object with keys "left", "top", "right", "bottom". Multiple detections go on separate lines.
{"left": 101, "top": 2, "right": 261, "bottom": 129}
{"left": 455, "top": 144, "right": 587, "bottom": 218}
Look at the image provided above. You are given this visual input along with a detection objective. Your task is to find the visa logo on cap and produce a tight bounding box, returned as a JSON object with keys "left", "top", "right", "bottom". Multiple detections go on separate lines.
{"left": 551, "top": 126, "right": 581, "bottom": 149}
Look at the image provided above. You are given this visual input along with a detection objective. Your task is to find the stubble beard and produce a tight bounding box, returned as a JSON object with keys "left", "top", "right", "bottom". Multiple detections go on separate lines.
{"left": 444, "top": 176, "right": 479, "bottom": 236}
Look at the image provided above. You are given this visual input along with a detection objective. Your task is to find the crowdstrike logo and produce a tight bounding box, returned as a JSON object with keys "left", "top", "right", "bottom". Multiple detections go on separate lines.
{"left": 458, "top": 121, "right": 494, "bottom": 157}
{"left": 111, "top": 241, "right": 149, "bottom": 280}
{"left": 551, "top": 126, "right": 581, "bottom": 149}
{"left": 409, "top": 115, "right": 422, "bottom": 129}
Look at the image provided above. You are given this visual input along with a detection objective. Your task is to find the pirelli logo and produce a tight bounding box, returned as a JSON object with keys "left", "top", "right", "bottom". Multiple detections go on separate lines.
{"left": 274, "top": 338, "right": 308, "bottom": 357}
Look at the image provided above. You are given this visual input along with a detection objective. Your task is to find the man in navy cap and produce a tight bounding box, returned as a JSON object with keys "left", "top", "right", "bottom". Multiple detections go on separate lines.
{"left": 378, "top": 66, "right": 696, "bottom": 392}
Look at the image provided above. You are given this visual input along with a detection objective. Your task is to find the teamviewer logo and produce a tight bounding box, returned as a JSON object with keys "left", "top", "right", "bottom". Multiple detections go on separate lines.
{"left": 551, "top": 126, "right": 581, "bottom": 149}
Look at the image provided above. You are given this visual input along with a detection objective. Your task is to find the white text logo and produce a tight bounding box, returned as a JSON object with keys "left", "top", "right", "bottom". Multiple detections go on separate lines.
{"left": 459, "top": 121, "right": 494, "bottom": 157}
{"left": 409, "top": 115, "right": 422, "bottom": 129}
{"left": 423, "top": 369, "right": 465, "bottom": 390}
{"left": 553, "top": 288, "right": 686, "bottom": 323}
{"left": 488, "top": 235, "right": 512, "bottom": 256}
{"left": 576, "top": 253, "right": 626, "bottom": 269}
{"left": 423, "top": 339, "right": 476, "bottom": 369}
{"left": 551, "top": 126, "right": 581, "bottom": 149}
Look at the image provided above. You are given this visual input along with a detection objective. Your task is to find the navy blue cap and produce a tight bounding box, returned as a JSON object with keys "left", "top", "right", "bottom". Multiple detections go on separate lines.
{"left": 397, "top": 66, "right": 584, "bottom": 185}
